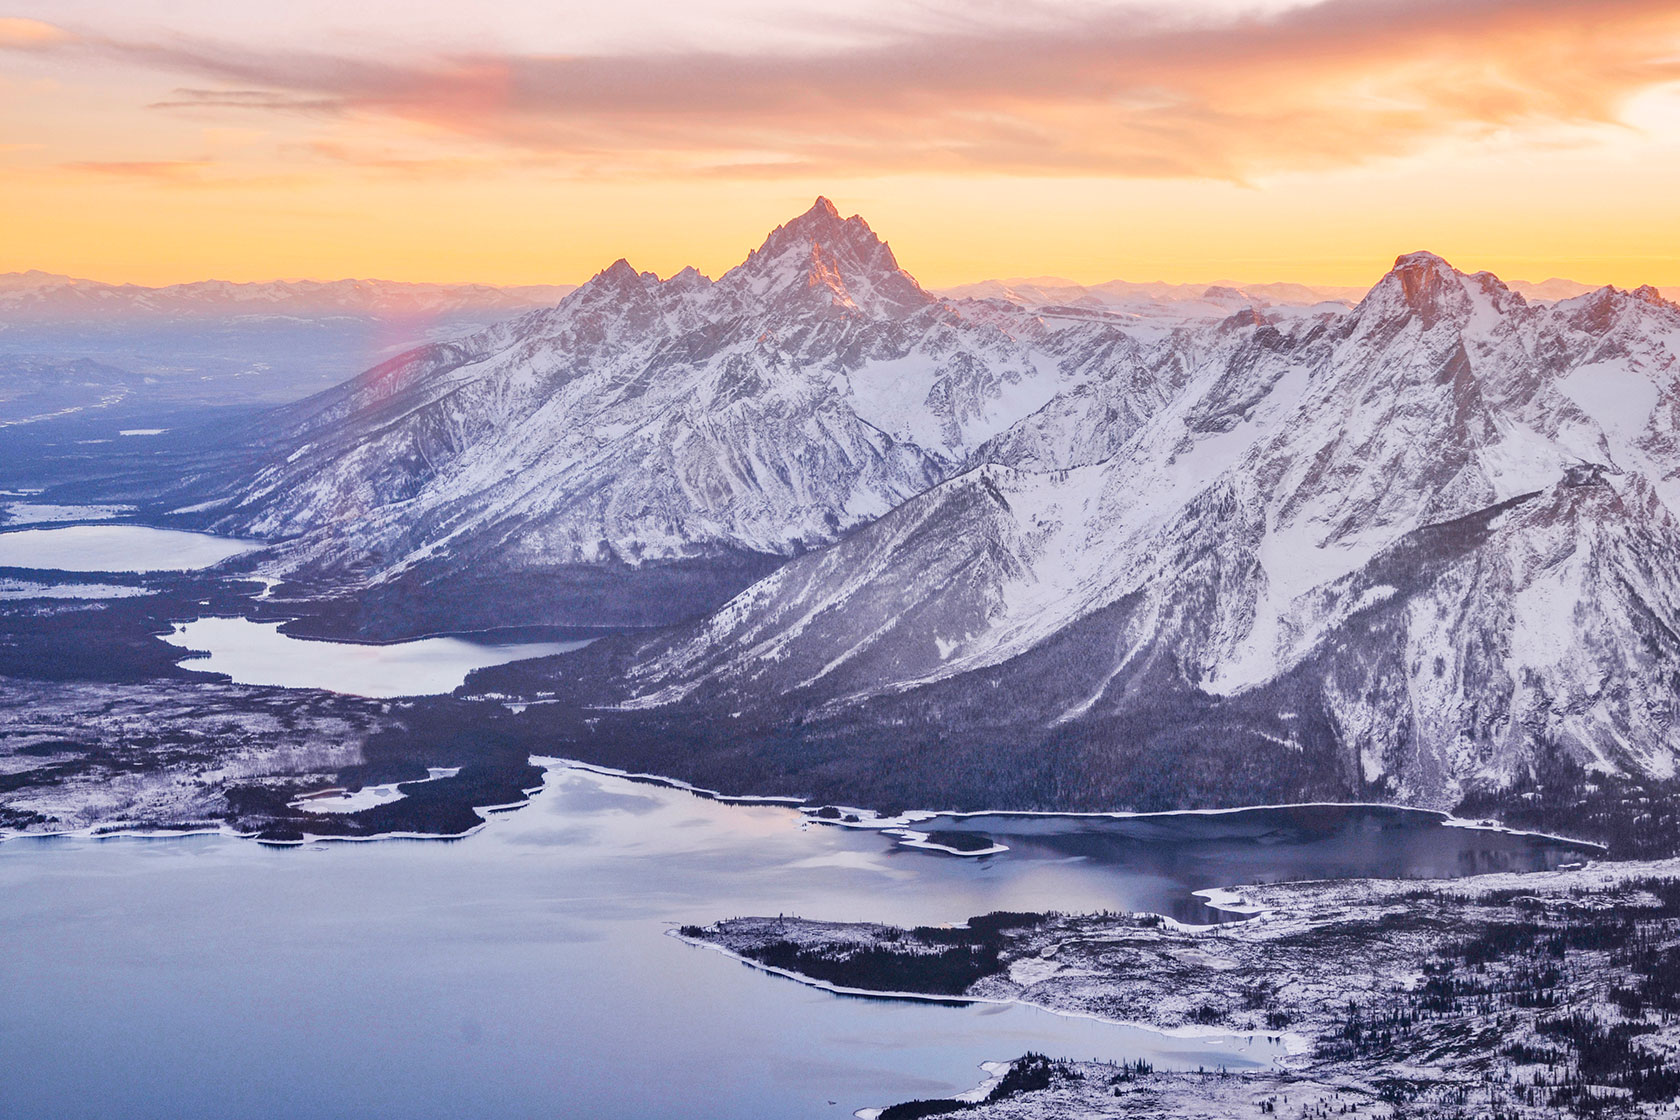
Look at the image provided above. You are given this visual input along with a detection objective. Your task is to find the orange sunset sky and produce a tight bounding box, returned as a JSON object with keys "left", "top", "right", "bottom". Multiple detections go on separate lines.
{"left": 2, "top": 0, "right": 1678, "bottom": 291}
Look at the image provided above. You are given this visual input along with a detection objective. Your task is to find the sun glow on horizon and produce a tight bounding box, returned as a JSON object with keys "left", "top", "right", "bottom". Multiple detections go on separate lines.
{"left": 2, "top": 0, "right": 1679, "bottom": 291}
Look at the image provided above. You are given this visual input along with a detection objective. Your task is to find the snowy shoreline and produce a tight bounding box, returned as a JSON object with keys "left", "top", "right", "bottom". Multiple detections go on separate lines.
{"left": 0, "top": 773, "right": 552, "bottom": 848}
{"left": 0, "top": 754, "right": 1607, "bottom": 861}
{"left": 545, "top": 760, "right": 1606, "bottom": 870}
{"left": 796, "top": 797, "right": 1606, "bottom": 856}
{"left": 664, "top": 926, "right": 1307, "bottom": 1056}
{"left": 550, "top": 756, "right": 809, "bottom": 805}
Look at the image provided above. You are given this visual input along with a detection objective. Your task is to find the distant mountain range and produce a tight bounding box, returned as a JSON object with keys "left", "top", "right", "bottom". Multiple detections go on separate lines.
{"left": 932, "top": 274, "right": 1600, "bottom": 315}
{"left": 0, "top": 270, "right": 577, "bottom": 322}
{"left": 142, "top": 198, "right": 1680, "bottom": 812}
{"left": 0, "top": 272, "right": 584, "bottom": 421}
{"left": 1, "top": 265, "right": 1596, "bottom": 327}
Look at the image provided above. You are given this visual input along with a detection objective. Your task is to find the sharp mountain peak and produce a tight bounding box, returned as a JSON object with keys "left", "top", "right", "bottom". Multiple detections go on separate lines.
{"left": 723, "top": 197, "right": 930, "bottom": 315}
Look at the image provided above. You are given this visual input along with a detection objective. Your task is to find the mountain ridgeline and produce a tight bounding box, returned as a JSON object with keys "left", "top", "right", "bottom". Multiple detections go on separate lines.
{"left": 187, "top": 199, "right": 1680, "bottom": 813}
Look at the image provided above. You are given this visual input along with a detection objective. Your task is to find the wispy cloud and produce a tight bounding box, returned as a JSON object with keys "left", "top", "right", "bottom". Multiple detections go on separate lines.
{"left": 286, "top": 139, "right": 516, "bottom": 178}
{"left": 146, "top": 88, "right": 343, "bottom": 115}
{"left": 59, "top": 159, "right": 212, "bottom": 181}
{"left": 15, "top": 0, "right": 1680, "bottom": 179}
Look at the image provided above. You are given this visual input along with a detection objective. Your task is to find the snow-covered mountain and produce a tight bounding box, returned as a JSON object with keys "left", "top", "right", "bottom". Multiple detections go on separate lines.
{"left": 180, "top": 197, "right": 1680, "bottom": 810}
{"left": 198, "top": 199, "right": 1227, "bottom": 630}
{"left": 542, "top": 252, "right": 1680, "bottom": 810}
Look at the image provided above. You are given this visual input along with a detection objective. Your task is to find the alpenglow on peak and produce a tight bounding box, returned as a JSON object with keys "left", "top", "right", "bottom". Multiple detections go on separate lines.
{"left": 722, "top": 197, "right": 932, "bottom": 317}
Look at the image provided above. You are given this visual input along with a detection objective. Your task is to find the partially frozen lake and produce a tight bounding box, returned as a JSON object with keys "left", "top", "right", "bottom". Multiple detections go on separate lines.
{"left": 163, "top": 616, "right": 589, "bottom": 698}
{"left": 0, "top": 524, "right": 260, "bottom": 572}
{"left": 1, "top": 502, "right": 135, "bottom": 526}
{"left": 0, "top": 764, "right": 1589, "bottom": 1120}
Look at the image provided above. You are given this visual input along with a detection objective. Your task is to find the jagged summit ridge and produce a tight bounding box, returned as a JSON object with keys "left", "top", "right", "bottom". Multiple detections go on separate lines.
{"left": 1352, "top": 249, "right": 1527, "bottom": 331}
{"left": 1391, "top": 249, "right": 1454, "bottom": 270}
{"left": 723, "top": 197, "right": 931, "bottom": 316}
{"left": 551, "top": 197, "right": 927, "bottom": 320}
{"left": 761, "top": 196, "right": 873, "bottom": 251}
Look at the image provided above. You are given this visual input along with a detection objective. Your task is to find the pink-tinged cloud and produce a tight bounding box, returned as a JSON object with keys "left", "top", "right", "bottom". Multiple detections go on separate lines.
{"left": 0, "top": 17, "right": 68, "bottom": 48}
{"left": 18, "top": 0, "right": 1680, "bottom": 179}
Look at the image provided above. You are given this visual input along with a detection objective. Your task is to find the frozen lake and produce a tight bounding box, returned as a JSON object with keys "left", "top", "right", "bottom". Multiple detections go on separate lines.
{"left": 0, "top": 763, "right": 1590, "bottom": 1120}
{"left": 163, "top": 616, "right": 591, "bottom": 698}
{"left": 0, "top": 524, "right": 260, "bottom": 572}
